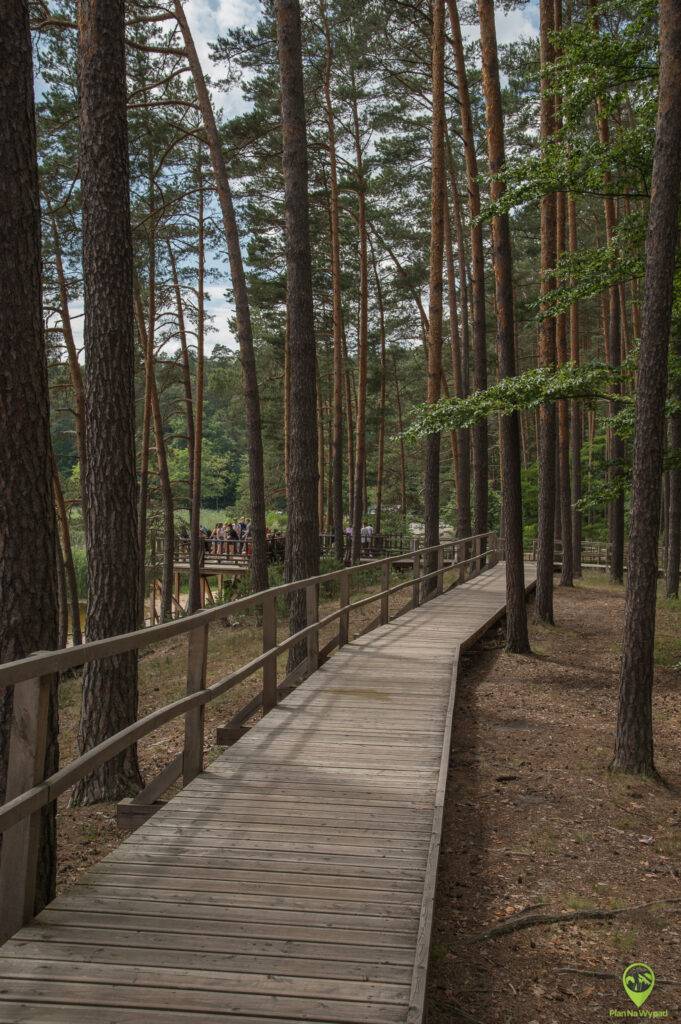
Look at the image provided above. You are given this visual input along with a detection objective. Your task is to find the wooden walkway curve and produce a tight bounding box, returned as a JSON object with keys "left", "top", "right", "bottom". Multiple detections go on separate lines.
{"left": 0, "top": 561, "right": 535, "bottom": 1024}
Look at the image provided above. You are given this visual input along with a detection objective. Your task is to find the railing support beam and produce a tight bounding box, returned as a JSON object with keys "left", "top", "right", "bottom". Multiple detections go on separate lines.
{"left": 0, "top": 672, "right": 52, "bottom": 943}
{"left": 262, "top": 592, "right": 277, "bottom": 713}
{"left": 183, "top": 625, "right": 208, "bottom": 785}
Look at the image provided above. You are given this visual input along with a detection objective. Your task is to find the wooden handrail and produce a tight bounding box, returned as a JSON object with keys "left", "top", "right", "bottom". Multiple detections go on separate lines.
{"left": 0, "top": 530, "right": 498, "bottom": 942}
{"left": 0, "top": 532, "right": 496, "bottom": 689}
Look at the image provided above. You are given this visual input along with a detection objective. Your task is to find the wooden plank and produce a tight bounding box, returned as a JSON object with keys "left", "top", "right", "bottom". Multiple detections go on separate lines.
{"left": 3, "top": 930, "right": 412, "bottom": 981}
{"left": 77, "top": 880, "right": 420, "bottom": 916}
{"left": 0, "top": 978, "right": 407, "bottom": 1024}
{"left": 0, "top": 950, "right": 410, "bottom": 1004}
{"left": 51, "top": 891, "right": 419, "bottom": 933}
{"left": 9, "top": 924, "right": 417, "bottom": 972}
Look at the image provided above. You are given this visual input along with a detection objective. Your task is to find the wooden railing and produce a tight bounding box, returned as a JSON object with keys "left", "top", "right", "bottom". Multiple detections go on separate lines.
{"left": 152, "top": 531, "right": 413, "bottom": 566}
{"left": 0, "top": 530, "right": 498, "bottom": 943}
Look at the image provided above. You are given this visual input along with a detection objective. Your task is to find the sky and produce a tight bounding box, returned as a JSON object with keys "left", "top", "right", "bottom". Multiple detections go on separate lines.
{"left": 66, "top": 0, "right": 539, "bottom": 356}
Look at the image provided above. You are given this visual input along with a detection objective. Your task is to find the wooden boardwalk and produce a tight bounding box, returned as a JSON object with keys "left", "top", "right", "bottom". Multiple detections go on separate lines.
{"left": 0, "top": 562, "right": 535, "bottom": 1024}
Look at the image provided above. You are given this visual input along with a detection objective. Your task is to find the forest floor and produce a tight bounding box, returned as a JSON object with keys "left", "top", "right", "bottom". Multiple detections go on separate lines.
{"left": 427, "top": 572, "right": 681, "bottom": 1023}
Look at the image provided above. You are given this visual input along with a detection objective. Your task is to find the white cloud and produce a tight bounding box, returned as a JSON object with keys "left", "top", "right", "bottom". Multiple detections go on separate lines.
{"left": 183, "top": 0, "right": 260, "bottom": 116}
{"left": 463, "top": 0, "right": 539, "bottom": 49}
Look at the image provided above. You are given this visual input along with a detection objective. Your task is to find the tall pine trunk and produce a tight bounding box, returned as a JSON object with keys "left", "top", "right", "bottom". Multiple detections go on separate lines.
{"left": 350, "top": 76, "right": 369, "bottom": 565}
{"left": 0, "top": 1, "right": 60, "bottom": 908}
{"left": 72, "top": 0, "right": 142, "bottom": 805}
{"left": 275, "top": 0, "right": 320, "bottom": 667}
{"left": 188, "top": 160, "right": 206, "bottom": 615}
{"left": 535, "top": 0, "right": 558, "bottom": 624}
{"left": 423, "top": 0, "right": 446, "bottom": 594}
{"left": 447, "top": 0, "right": 487, "bottom": 537}
{"left": 613, "top": 0, "right": 681, "bottom": 775}
{"left": 666, "top": 329, "right": 681, "bottom": 598}
{"left": 444, "top": 186, "right": 465, "bottom": 524}
{"left": 478, "top": 0, "right": 530, "bottom": 654}
{"left": 320, "top": 0, "right": 345, "bottom": 563}
{"left": 134, "top": 285, "right": 174, "bottom": 622}
{"left": 567, "top": 194, "right": 583, "bottom": 576}
{"left": 175, "top": 0, "right": 268, "bottom": 594}
{"left": 393, "top": 352, "right": 408, "bottom": 522}
{"left": 445, "top": 140, "right": 472, "bottom": 537}
{"left": 167, "top": 241, "right": 195, "bottom": 504}
{"left": 591, "top": 0, "right": 625, "bottom": 584}
{"left": 371, "top": 247, "right": 388, "bottom": 538}
{"left": 52, "top": 458, "right": 82, "bottom": 646}
{"left": 50, "top": 214, "right": 87, "bottom": 520}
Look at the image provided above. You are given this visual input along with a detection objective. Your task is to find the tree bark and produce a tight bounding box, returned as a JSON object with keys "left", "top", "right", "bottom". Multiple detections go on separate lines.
{"left": 50, "top": 214, "right": 87, "bottom": 519}
{"left": 371, "top": 245, "right": 387, "bottom": 539}
{"left": 447, "top": 0, "right": 487, "bottom": 537}
{"left": 174, "top": 0, "right": 268, "bottom": 595}
{"left": 72, "top": 0, "right": 142, "bottom": 805}
{"left": 0, "top": 0, "right": 60, "bottom": 908}
{"left": 445, "top": 139, "right": 472, "bottom": 537}
{"left": 52, "top": 457, "right": 82, "bottom": 646}
{"left": 590, "top": 0, "right": 625, "bottom": 584}
{"left": 393, "top": 352, "right": 408, "bottom": 522}
{"left": 188, "top": 158, "right": 206, "bottom": 615}
{"left": 478, "top": 0, "right": 530, "bottom": 653}
{"left": 567, "top": 194, "right": 582, "bottom": 576}
{"left": 320, "top": 0, "right": 345, "bottom": 563}
{"left": 350, "top": 73, "right": 369, "bottom": 566}
{"left": 444, "top": 182, "right": 465, "bottom": 530}
{"left": 666, "top": 332, "right": 681, "bottom": 598}
{"left": 535, "top": 0, "right": 557, "bottom": 624}
{"left": 275, "top": 0, "right": 320, "bottom": 667}
{"left": 134, "top": 284, "right": 174, "bottom": 622}
{"left": 424, "top": 0, "right": 446, "bottom": 594}
{"left": 343, "top": 329, "right": 356, "bottom": 530}
{"left": 167, "top": 240, "right": 195, "bottom": 504}
{"left": 316, "top": 363, "right": 326, "bottom": 532}
{"left": 613, "top": 0, "right": 681, "bottom": 775}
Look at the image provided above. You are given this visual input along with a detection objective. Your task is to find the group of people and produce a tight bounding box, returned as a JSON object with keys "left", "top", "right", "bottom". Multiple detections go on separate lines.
{"left": 203, "top": 520, "right": 251, "bottom": 556}
{"left": 344, "top": 523, "right": 375, "bottom": 548}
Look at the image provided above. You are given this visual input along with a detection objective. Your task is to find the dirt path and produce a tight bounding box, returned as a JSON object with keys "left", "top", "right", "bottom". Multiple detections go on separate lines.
{"left": 427, "top": 578, "right": 681, "bottom": 1023}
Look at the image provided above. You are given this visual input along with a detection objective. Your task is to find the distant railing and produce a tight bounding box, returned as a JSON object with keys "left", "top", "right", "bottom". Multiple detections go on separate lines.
{"left": 0, "top": 530, "right": 498, "bottom": 943}
{"left": 152, "top": 531, "right": 413, "bottom": 567}
{"left": 526, "top": 538, "right": 645, "bottom": 569}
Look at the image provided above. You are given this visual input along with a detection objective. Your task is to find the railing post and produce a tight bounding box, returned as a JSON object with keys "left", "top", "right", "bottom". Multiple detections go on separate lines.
{"left": 474, "top": 535, "right": 483, "bottom": 576}
{"left": 0, "top": 672, "right": 52, "bottom": 943}
{"left": 262, "top": 592, "right": 277, "bottom": 713}
{"left": 436, "top": 547, "right": 444, "bottom": 595}
{"left": 183, "top": 624, "right": 208, "bottom": 785}
{"left": 380, "top": 561, "right": 390, "bottom": 624}
{"left": 412, "top": 552, "right": 421, "bottom": 608}
{"left": 339, "top": 572, "right": 350, "bottom": 648}
{"left": 306, "top": 582, "right": 319, "bottom": 674}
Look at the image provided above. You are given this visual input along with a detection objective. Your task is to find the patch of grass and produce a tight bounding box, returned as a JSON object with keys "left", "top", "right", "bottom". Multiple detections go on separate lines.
{"left": 565, "top": 896, "right": 598, "bottom": 911}
{"left": 612, "top": 927, "right": 638, "bottom": 952}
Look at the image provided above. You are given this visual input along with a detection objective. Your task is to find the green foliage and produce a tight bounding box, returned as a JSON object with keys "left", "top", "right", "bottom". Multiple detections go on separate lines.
{"left": 404, "top": 363, "right": 622, "bottom": 438}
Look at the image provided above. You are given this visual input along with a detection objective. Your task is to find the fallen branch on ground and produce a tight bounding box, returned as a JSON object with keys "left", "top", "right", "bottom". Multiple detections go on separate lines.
{"left": 473, "top": 898, "right": 681, "bottom": 941}
{"left": 556, "top": 968, "right": 681, "bottom": 987}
